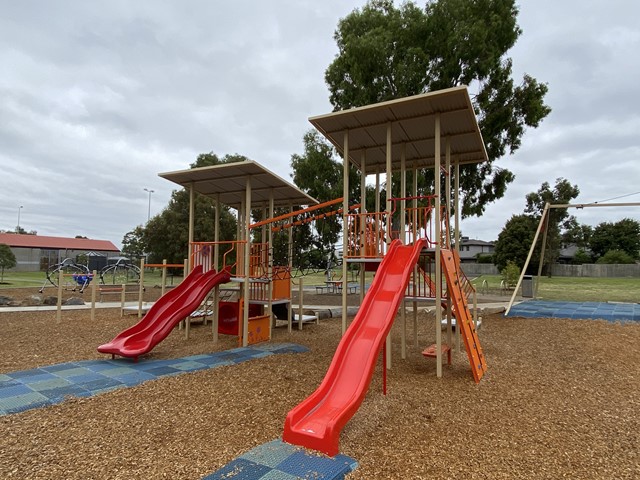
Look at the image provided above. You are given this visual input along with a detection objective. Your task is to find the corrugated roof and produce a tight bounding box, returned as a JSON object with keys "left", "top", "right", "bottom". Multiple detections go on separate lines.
{"left": 159, "top": 160, "right": 318, "bottom": 208}
{"left": 309, "top": 86, "right": 488, "bottom": 175}
{"left": 0, "top": 233, "right": 120, "bottom": 251}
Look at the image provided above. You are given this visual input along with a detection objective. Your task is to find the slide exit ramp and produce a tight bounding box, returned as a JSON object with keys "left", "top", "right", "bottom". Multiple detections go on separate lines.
{"left": 98, "top": 266, "right": 231, "bottom": 360}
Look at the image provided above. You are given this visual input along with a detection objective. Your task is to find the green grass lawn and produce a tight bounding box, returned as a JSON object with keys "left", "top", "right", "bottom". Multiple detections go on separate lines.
{"left": 473, "top": 274, "right": 640, "bottom": 303}
{"left": 0, "top": 269, "right": 174, "bottom": 289}
{"left": 2, "top": 269, "right": 637, "bottom": 303}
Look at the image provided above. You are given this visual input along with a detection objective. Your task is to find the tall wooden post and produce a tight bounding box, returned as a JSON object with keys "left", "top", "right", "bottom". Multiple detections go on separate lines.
{"left": 434, "top": 113, "right": 443, "bottom": 378}
{"left": 188, "top": 183, "right": 195, "bottom": 272}
{"left": 445, "top": 139, "right": 453, "bottom": 351}
{"left": 341, "top": 130, "right": 349, "bottom": 335}
{"left": 359, "top": 151, "right": 367, "bottom": 304}
{"left": 400, "top": 143, "right": 407, "bottom": 360}
{"left": 454, "top": 159, "right": 461, "bottom": 351}
{"left": 385, "top": 122, "right": 392, "bottom": 370}
{"left": 242, "top": 177, "right": 252, "bottom": 347}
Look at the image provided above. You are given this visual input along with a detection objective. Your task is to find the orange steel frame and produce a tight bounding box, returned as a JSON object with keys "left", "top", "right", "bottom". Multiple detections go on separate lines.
{"left": 249, "top": 197, "right": 344, "bottom": 230}
{"left": 344, "top": 195, "right": 451, "bottom": 259}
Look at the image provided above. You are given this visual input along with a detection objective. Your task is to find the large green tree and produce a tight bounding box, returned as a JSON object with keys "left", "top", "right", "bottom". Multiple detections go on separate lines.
{"left": 290, "top": 130, "right": 361, "bottom": 250}
{"left": 121, "top": 226, "right": 146, "bottom": 259}
{"left": 136, "top": 153, "right": 242, "bottom": 265}
{"left": 524, "top": 178, "right": 580, "bottom": 271}
{"left": 0, "top": 244, "right": 17, "bottom": 283}
{"left": 561, "top": 220, "right": 593, "bottom": 250}
{"left": 589, "top": 218, "right": 640, "bottom": 260}
{"left": 493, "top": 178, "right": 580, "bottom": 273}
{"left": 322, "top": 0, "right": 551, "bottom": 216}
{"left": 492, "top": 214, "right": 539, "bottom": 272}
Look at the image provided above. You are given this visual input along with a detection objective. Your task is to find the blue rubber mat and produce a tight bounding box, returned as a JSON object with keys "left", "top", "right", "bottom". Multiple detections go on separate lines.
{"left": 0, "top": 343, "right": 308, "bottom": 416}
{"left": 203, "top": 439, "right": 358, "bottom": 480}
{"left": 507, "top": 300, "right": 640, "bottom": 322}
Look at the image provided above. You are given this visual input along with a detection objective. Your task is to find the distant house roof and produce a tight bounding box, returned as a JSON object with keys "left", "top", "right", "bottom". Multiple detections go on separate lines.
{"left": 0, "top": 233, "right": 119, "bottom": 252}
{"left": 460, "top": 238, "right": 494, "bottom": 247}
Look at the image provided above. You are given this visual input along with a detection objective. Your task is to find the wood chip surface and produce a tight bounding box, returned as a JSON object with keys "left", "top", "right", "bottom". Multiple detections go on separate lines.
{"left": 0, "top": 287, "right": 638, "bottom": 479}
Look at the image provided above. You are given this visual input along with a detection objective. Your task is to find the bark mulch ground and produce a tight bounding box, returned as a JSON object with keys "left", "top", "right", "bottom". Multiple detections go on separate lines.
{"left": 0, "top": 287, "right": 638, "bottom": 479}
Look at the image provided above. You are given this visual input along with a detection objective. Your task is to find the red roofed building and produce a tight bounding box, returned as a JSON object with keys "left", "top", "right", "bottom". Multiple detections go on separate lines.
{"left": 0, "top": 233, "right": 120, "bottom": 272}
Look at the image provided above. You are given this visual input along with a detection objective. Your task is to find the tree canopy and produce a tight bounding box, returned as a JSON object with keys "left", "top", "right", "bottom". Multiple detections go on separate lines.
{"left": 290, "top": 130, "right": 361, "bottom": 250}
{"left": 493, "top": 178, "right": 579, "bottom": 272}
{"left": 0, "top": 243, "right": 17, "bottom": 283}
{"left": 322, "top": 0, "right": 551, "bottom": 216}
{"left": 121, "top": 226, "right": 146, "bottom": 260}
{"left": 492, "top": 214, "right": 539, "bottom": 272}
{"left": 524, "top": 178, "right": 580, "bottom": 270}
{"left": 124, "top": 153, "right": 243, "bottom": 265}
{"left": 590, "top": 218, "right": 640, "bottom": 260}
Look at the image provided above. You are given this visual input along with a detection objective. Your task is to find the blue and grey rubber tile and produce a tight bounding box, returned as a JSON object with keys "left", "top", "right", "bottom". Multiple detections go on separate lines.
{"left": 506, "top": 300, "right": 640, "bottom": 322}
{"left": 203, "top": 439, "right": 358, "bottom": 480}
{"left": 0, "top": 343, "right": 308, "bottom": 416}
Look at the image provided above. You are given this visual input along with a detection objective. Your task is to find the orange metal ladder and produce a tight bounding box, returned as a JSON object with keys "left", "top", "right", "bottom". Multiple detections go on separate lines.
{"left": 440, "top": 249, "right": 487, "bottom": 383}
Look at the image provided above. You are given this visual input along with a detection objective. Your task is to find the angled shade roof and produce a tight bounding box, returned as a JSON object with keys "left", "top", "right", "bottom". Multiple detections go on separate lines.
{"left": 309, "top": 86, "right": 488, "bottom": 175}
{"left": 159, "top": 160, "right": 318, "bottom": 208}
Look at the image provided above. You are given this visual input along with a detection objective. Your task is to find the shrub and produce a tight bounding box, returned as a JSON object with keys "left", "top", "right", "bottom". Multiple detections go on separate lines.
{"left": 0, "top": 243, "right": 17, "bottom": 283}
{"left": 501, "top": 260, "right": 520, "bottom": 288}
{"left": 596, "top": 249, "right": 636, "bottom": 264}
{"left": 572, "top": 248, "right": 593, "bottom": 265}
{"left": 476, "top": 254, "right": 494, "bottom": 264}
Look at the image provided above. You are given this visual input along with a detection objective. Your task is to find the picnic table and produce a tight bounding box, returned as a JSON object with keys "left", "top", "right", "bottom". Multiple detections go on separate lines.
{"left": 314, "top": 280, "right": 357, "bottom": 294}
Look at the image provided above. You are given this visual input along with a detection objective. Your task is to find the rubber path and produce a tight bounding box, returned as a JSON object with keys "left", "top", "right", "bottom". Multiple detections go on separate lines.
{"left": 506, "top": 300, "right": 640, "bottom": 322}
{"left": 0, "top": 343, "right": 307, "bottom": 416}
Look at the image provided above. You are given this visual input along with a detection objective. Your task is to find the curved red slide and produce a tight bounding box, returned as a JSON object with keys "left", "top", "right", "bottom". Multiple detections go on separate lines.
{"left": 98, "top": 266, "right": 231, "bottom": 360}
{"left": 283, "top": 239, "right": 426, "bottom": 456}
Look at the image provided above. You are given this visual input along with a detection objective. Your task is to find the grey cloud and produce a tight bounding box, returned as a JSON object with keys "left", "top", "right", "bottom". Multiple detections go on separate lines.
{"left": 1, "top": 0, "right": 638, "bottom": 246}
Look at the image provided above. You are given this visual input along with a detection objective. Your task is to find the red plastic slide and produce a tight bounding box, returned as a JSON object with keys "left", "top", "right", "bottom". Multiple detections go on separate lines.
{"left": 283, "top": 239, "right": 426, "bottom": 456}
{"left": 98, "top": 265, "right": 231, "bottom": 360}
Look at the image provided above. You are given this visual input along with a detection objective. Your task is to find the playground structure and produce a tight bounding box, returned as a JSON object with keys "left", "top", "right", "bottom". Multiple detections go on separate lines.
{"left": 281, "top": 85, "right": 489, "bottom": 455}
{"left": 98, "top": 86, "right": 489, "bottom": 456}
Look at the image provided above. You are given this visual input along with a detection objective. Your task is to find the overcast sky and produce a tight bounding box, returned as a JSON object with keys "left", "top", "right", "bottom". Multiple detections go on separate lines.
{"left": 1, "top": 1, "right": 639, "bottom": 248}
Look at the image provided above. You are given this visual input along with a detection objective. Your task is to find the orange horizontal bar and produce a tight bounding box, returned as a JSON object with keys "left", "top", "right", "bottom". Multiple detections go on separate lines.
{"left": 274, "top": 203, "right": 361, "bottom": 230}
{"left": 250, "top": 197, "right": 344, "bottom": 229}
{"left": 145, "top": 264, "right": 184, "bottom": 268}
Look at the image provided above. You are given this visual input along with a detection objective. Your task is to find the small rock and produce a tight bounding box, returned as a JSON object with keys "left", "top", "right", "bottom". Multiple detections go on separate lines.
{"left": 64, "top": 297, "right": 86, "bottom": 306}
{"left": 43, "top": 296, "right": 58, "bottom": 306}
{"left": 22, "top": 295, "right": 44, "bottom": 306}
{"left": 0, "top": 295, "right": 14, "bottom": 306}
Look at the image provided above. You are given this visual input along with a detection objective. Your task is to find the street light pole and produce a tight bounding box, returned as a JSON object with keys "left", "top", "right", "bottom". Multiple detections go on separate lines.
{"left": 17, "top": 205, "right": 23, "bottom": 233}
{"left": 143, "top": 189, "right": 154, "bottom": 223}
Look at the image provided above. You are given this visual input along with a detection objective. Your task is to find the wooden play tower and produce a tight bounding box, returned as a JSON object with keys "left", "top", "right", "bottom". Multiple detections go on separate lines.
{"left": 310, "top": 85, "right": 488, "bottom": 378}
{"left": 157, "top": 86, "right": 488, "bottom": 381}
{"left": 159, "top": 161, "right": 319, "bottom": 347}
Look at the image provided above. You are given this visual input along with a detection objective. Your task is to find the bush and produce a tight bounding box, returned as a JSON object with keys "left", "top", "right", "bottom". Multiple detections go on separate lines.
{"left": 0, "top": 243, "right": 17, "bottom": 283}
{"left": 572, "top": 248, "right": 593, "bottom": 265}
{"left": 501, "top": 260, "right": 520, "bottom": 288}
{"left": 596, "top": 249, "right": 636, "bottom": 264}
{"left": 476, "top": 254, "right": 494, "bottom": 264}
